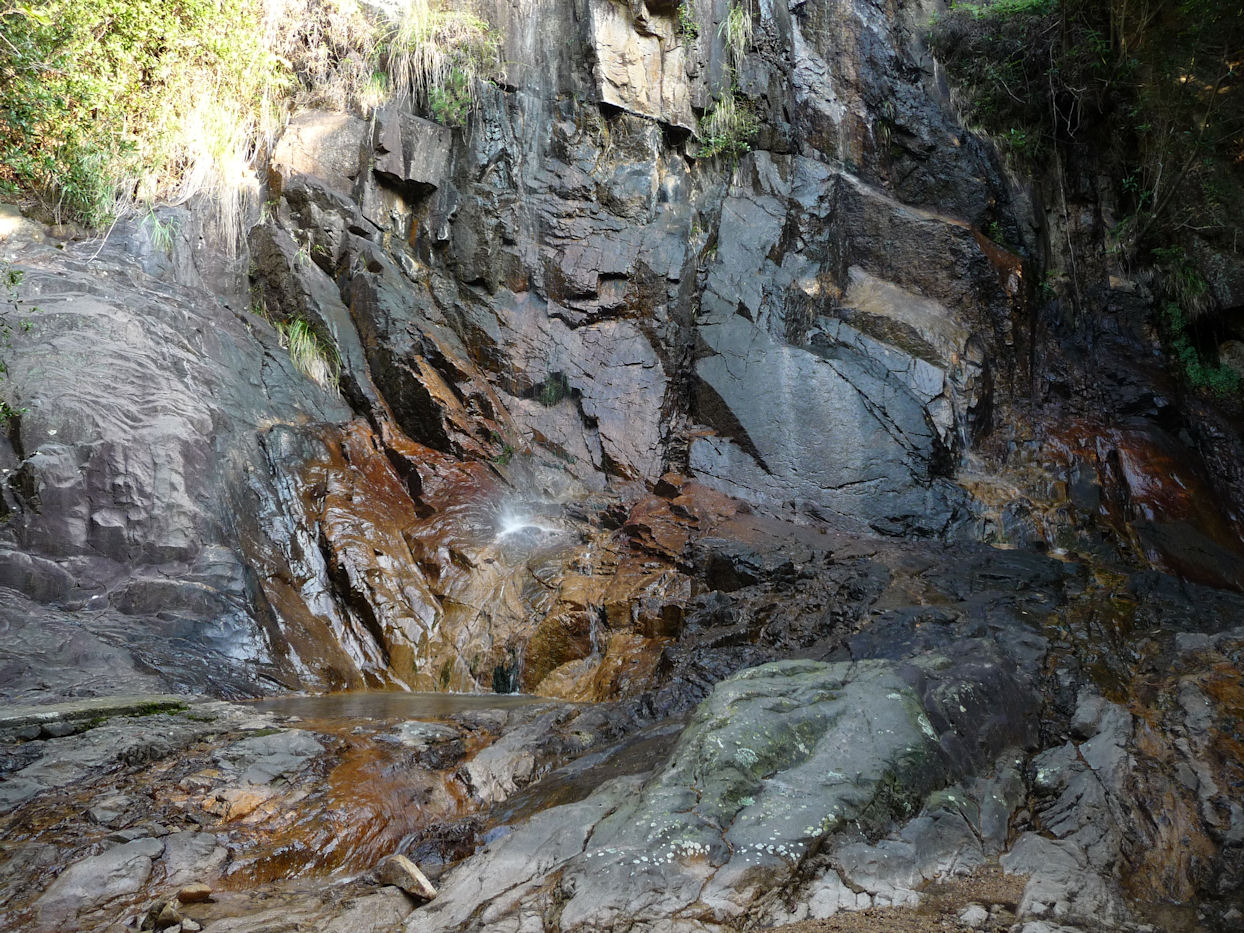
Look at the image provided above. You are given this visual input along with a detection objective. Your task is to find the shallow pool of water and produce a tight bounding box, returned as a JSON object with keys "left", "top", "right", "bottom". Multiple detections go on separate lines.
{"left": 250, "top": 690, "right": 555, "bottom": 721}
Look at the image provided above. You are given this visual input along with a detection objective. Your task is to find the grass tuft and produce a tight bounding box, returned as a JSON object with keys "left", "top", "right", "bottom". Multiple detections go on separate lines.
{"left": 278, "top": 318, "right": 340, "bottom": 393}
{"left": 698, "top": 94, "right": 759, "bottom": 160}
{"left": 697, "top": 3, "right": 757, "bottom": 161}
{"left": 142, "top": 210, "right": 178, "bottom": 255}
{"left": 720, "top": 3, "right": 752, "bottom": 71}
{"left": 377, "top": 0, "right": 500, "bottom": 126}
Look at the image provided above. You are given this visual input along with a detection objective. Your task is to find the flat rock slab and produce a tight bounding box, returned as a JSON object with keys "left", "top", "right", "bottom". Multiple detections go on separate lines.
{"left": 36, "top": 836, "right": 165, "bottom": 923}
{"left": 0, "top": 695, "right": 190, "bottom": 737}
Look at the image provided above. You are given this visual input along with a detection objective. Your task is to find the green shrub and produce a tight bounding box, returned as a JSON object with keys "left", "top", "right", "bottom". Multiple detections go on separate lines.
{"left": 1153, "top": 246, "right": 1239, "bottom": 397}
{"left": 933, "top": 1, "right": 1244, "bottom": 396}
{"left": 0, "top": 0, "right": 288, "bottom": 228}
{"left": 429, "top": 69, "right": 474, "bottom": 127}
{"left": 1152, "top": 245, "right": 1211, "bottom": 317}
{"left": 930, "top": 0, "right": 1244, "bottom": 248}
{"left": 929, "top": 0, "right": 1071, "bottom": 163}
{"left": 677, "top": 2, "right": 699, "bottom": 43}
{"left": 1160, "top": 301, "right": 1242, "bottom": 397}
{"left": 951, "top": 0, "right": 1054, "bottom": 18}
{"left": 0, "top": 0, "right": 499, "bottom": 227}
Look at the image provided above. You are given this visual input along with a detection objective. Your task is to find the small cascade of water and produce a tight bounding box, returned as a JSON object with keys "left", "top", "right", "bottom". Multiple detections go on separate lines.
{"left": 450, "top": 453, "right": 586, "bottom": 552}
{"left": 586, "top": 605, "right": 606, "bottom": 663}
{"left": 579, "top": 538, "right": 606, "bottom": 662}
{"left": 494, "top": 507, "right": 562, "bottom": 543}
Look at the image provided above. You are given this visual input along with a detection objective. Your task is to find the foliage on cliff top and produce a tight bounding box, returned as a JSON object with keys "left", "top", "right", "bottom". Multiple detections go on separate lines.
{"left": 932, "top": 0, "right": 1244, "bottom": 394}
{"left": 931, "top": 0, "right": 1243, "bottom": 251}
{"left": 379, "top": 0, "right": 499, "bottom": 119}
{"left": 0, "top": 0, "right": 291, "bottom": 229}
{"left": 0, "top": 0, "right": 496, "bottom": 230}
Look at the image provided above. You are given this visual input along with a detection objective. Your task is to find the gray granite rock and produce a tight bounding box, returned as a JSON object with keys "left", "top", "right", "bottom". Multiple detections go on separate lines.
{"left": 214, "top": 730, "right": 325, "bottom": 785}
{"left": 373, "top": 109, "right": 454, "bottom": 196}
{"left": 160, "top": 832, "right": 229, "bottom": 888}
{"left": 270, "top": 110, "right": 369, "bottom": 197}
{"left": 36, "top": 836, "right": 165, "bottom": 921}
{"left": 414, "top": 653, "right": 1036, "bottom": 932}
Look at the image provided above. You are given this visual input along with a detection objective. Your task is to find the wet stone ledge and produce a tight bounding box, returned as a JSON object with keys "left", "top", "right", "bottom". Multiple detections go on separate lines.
{"left": 0, "top": 695, "right": 191, "bottom": 743}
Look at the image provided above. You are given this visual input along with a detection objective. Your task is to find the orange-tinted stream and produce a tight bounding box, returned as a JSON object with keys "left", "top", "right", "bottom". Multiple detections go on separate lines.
{"left": 215, "top": 692, "right": 548, "bottom": 888}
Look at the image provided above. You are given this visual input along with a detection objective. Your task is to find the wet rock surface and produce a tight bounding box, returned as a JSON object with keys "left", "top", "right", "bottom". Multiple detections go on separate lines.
{"left": 419, "top": 656, "right": 998, "bottom": 932}
{"left": 2, "top": 545, "right": 1240, "bottom": 931}
{"left": 2, "top": 0, "right": 1239, "bottom": 702}
{"left": 1, "top": 0, "right": 1242, "bottom": 931}
{"left": 0, "top": 692, "right": 638, "bottom": 930}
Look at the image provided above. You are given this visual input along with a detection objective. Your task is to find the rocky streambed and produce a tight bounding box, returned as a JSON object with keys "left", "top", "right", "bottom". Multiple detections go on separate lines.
{"left": 2, "top": 531, "right": 1242, "bottom": 933}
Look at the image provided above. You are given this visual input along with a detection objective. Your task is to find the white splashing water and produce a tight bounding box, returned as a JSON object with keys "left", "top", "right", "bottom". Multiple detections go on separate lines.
{"left": 494, "top": 507, "right": 561, "bottom": 543}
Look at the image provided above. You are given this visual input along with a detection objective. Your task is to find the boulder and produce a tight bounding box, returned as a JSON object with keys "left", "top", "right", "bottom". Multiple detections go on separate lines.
{"left": 270, "top": 110, "right": 369, "bottom": 198}
{"left": 36, "top": 837, "right": 165, "bottom": 921}
{"left": 175, "top": 882, "right": 213, "bottom": 904}
{"left": 415, "top": 655, "right": 1035, "bottom": 932}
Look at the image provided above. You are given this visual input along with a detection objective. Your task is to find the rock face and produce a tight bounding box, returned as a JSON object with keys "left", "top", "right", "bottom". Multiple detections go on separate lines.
{"left": 3, "top": 0, "right": 1237, "bottom": 700}
{"left": 1, "top": 0, "right": 1243, "bottom": 930}
{"left": 214, "top": 0, "right": 1020, "bottom": 693}
{"left": 0, "top": 232, "right": 351, "bottom": 698}
{"left": 588, "top": 0, "right": 695, "bottom": 129}
{"left": 689, "top": 156, "right": 990, "bottom": 531}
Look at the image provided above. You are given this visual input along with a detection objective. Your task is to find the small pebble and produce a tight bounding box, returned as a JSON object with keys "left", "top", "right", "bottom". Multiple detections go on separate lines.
{"left": 176, "top": 882, "right": 212, "bottom": 904}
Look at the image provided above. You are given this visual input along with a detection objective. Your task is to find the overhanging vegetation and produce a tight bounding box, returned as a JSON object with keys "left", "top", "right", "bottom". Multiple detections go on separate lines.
{"left": 0, "top": 0, "right": 498, "bottom": 231}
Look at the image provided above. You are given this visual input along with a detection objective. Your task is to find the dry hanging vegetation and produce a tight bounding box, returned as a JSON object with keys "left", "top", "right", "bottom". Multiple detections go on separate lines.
{"left": 0, "top": 0, "right": 498, "bottom": 234}
{"left": 698, "top": 2, "right": 760, "bottom": 160}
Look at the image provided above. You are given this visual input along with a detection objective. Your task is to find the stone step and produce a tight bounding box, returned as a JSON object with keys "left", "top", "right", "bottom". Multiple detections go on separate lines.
{"left": 0, "top": 694, "right": 192, "bottom": 741}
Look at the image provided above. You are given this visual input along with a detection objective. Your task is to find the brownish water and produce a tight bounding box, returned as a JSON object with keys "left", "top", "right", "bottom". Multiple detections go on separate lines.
{"left": 219, "top": 691, "right": 563, "bottom": 885}
{"left": 251, "top": 689, "right": 550, "bottom": 719}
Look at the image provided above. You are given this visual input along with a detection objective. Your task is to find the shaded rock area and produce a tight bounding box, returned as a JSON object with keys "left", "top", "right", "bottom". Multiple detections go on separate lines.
{"left": 1, "top": 0, "right": 1243, "bottom": 932}
{"left": 3, "top": 545, "right": 1242, "bottom": 932}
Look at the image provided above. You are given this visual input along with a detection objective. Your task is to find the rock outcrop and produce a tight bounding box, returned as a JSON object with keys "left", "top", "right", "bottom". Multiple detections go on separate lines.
{"left": 1, "top": 0, "right": 1243, "bottom": 930}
